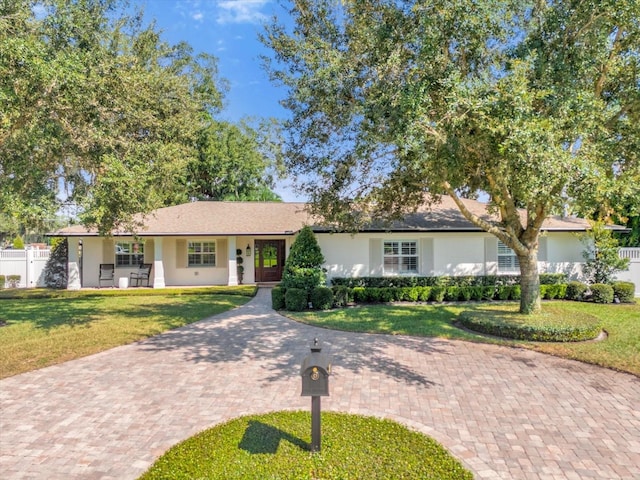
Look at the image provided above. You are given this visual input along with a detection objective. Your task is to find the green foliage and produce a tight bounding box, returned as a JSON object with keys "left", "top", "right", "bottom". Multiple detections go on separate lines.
{"left": 331, "top": 285, "right": 352, "bottom": 307}
{"left": 281, "top": 227, "right": 326, "bottom": 302}
{"left": 0, "top": 275, "right": 3, "bottom": 289}
{"left": 581, "top": 222, "right": 631, "bottom": 284}
{"left": 44, "top": 238, "right": 68, "bottom": 289}
{"left": 140, "top": 411, "right": 473, "bottom": 480}
{"left": 590, "top": 284, "right": 615, "bottom": 304}
{"left": 430, "top": 286, "right": 446, "bottom": 303}
{"left": 612, "top": 282, "right": 636, "bottom": 303}
{"left": 310, "top": 286, "right": 333, "bottom": 310}
{"left": 540, "top": 284, "right": 567, "bottom": 300}
{"left": 1, "top": 0, "right": 226, "bottom": 234}
{"left": 12, "top": 236, "right": 24, "bottom": 249}
{"left": 271, "top": 287, "right": 285, "bottom": 310}
{"left": 263, "top": 0, "right": 639, "bottom": 315}
{"left": 458, "top": 308, "right": 603, "bottom": 342}
{"left": 566, "top": 281, "right": 589, "bottom": 301}
{"left": 186, "top": 119, "right": 283, "bottom": 202}
{"left": 284, "top": 288, "right": 308, "bottom": 311}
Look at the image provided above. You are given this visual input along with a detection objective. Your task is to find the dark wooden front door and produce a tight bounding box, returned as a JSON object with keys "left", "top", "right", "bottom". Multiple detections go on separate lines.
{"left": 255, "top": 240, "right": 285, "bottom": 282}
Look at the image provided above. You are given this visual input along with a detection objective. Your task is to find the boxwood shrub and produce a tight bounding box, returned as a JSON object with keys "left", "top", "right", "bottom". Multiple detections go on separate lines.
{"left": 565, "top": 281, "right": 588, "bottom": 301}
{"left": 285, "top": 288, "right": 308, "bottom": 311}
{"left": 311, "top": 286, "right": 334, "bottom": 310}
{"left": 0, "top": 275, "right": 4, "bottom": 289}
{"left": 430, "top": 286, "right": 446, "bottom": 302}
{"left": 271, "top": 287, "right": 286, "bottom": 310}
{"left": 331, "top": 285, "right": 352, "bottom": 307}
{"left": 612, "top": 281, "right": 635, "bottom": 303}
{"left": 590, "top": 283, "right": 614, "bottom": 304}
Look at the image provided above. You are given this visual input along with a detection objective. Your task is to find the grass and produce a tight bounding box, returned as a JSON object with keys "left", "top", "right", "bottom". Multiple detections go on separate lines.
{"left": 285, "top": 300, "right": 640, "bottom": 376}
{"left": 140, "top": 411, "right": 473, "bottom": 480}
{"left": 0, "top": 287, "right": 256, "bottom": 379}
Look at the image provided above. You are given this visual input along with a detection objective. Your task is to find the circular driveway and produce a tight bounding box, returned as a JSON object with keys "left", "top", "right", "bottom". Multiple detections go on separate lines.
{"left": 1, "top": 288, "right": 639, "bottom": 479}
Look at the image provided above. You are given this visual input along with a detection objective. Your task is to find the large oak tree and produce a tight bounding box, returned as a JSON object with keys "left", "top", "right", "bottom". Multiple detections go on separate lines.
{"left": 1, "top": 0, "right": 225, "bottom": 234}
{"left": 262, "top": 0, "right": 640, "bottom": 313}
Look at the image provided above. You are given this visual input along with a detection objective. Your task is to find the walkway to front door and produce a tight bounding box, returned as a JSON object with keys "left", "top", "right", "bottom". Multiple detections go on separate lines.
{"left": 254, "top": 239, "right": 285, "bottom": 282}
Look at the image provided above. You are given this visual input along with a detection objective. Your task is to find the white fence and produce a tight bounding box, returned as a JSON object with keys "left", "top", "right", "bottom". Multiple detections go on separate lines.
{"left": 0, "top": 249, "right": 51, "bottom": 288}
{"left": 616, "top": 248, "right": 640, "bottom": 296}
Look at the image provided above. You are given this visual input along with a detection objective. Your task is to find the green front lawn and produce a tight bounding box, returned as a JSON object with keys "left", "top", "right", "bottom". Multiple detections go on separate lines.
{"left": 0, "top": 287, "right": 255, "bottom": 379}
{"left": 140, "top": 411, "right": 472, "bottom": 480}
{"left": 285, "top": 300, "right": 640, "bottom": 376}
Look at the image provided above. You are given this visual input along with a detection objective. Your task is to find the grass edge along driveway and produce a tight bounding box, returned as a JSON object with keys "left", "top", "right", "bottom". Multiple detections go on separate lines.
{"left": 284, "top": 300, "right": 640, "bottom": 377}
{"left": 0, "top": 287, "right": 255, "bottom": 379}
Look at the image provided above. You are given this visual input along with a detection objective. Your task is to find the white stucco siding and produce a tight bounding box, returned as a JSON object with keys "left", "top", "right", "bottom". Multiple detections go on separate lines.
{"left": 162, "top": 237, "right": 229, "bottom": 286}
{"left": 317, "top": 233, "right": 370, "bottom": 281}
{"left": 544, "top": 233, "right": 584, "bottom": 279}
{"left": 432, "top": 234, "right": 486, "bottom": 276}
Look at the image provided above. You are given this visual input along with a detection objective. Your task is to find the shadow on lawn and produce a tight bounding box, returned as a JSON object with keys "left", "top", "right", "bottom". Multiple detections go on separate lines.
{"left": 139, "top": 291, "right": 448, "bottom": 389}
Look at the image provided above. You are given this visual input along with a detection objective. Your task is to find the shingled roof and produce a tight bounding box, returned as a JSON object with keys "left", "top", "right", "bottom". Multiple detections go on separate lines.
{"left": 54, "top": 197, "right": 591, "bottom": 237}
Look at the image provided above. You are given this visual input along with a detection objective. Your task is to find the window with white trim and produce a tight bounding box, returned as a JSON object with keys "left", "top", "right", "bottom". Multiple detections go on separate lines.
{"left": 115, "top": 241, "right": 144, "bottom": 267}
{"left": 188, "top": 241, "right": 216, "bottom": 266}
{"left": 383, "top": 240, "right": 418, "bottom": 274}
{"left": 498, "top": 240, "right": 519, "bottom": 272}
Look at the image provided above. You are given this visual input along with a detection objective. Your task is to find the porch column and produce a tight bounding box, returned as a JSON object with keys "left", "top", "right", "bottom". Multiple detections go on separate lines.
{"left": 153, "top": 237, "right": 166, "bottom": 288}
{"left": 227, "top": 236, "right": 238, "bottom": 286}
{"left": 67, "top": 237, "right": 81, "bottom": 290}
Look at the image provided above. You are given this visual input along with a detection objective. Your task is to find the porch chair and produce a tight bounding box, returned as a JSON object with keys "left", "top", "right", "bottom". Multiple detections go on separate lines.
{"left": 98, "top": 263, "right": 115, "bottom": 288}
{"left": 129, "top": 263, "right": 152, "bottom": 287}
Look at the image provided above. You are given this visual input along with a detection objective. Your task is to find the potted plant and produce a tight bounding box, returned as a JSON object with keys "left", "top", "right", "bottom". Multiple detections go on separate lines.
{"left": 236, "top": 249, "right": 244, "bottom": 284}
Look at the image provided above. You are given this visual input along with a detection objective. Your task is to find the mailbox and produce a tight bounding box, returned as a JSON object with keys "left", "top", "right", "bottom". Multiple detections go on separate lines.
{"left": 300, "top": 339, "right": 331, "bottom": 397}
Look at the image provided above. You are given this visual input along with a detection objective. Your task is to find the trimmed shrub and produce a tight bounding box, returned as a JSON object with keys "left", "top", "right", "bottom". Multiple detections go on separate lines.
{"left": 430, "top": 286, "right": 446, "bottom": 302}
{"left": 271, "top": 287, "right": 286, "bottom": 310}
{"left": 612, "top": 281, "right": 635, "bottom": 303}
{"left": 311, "top": 287, "right": 334, "bottom": 310}
{"left": 469, "top": 286, "right": 484, "bottom": 301}
{"left": 539, "top": 273, "right": 568, "bottom": 285}
{"left": 444, "top": 286, "right": 459, "bottom": 301}
{"left": 565, "top": 281, "right": 588, "bottom": 301}
{"left": 285, "top": 288, "right": 308, "bottom": 311}
{"left": 496, "top": 285, "right": 511, "bottom": 300}
{"left": 332, "top": 285, "right": 352, "bottom": 307}
{"left": 482, "top": 286, "right": 496, "bottom": 300}
{"left": 510, "top": 285, "right": 521, "bottom": 300}
{"left": 590, "top": 283, "right": 614, "bottom": 304}
{"left": 353, "top": 287, "right": 367, "bottom": 303}
{"left": 459, "top": 287, "right": 472, "bottom": 301}
{"left": 417, "top": 286, "right": 431, "bottom": 302}
{"left": 0, "top": 275, "right": 4, "bottom": 289}
{"left": 281, "top": 226, "right": 326, "bottom": 300}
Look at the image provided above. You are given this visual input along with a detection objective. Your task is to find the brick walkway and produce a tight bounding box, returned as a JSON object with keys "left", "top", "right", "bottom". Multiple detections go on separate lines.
{"left": 1, "top": 288, "right": 639, "bottom": 479}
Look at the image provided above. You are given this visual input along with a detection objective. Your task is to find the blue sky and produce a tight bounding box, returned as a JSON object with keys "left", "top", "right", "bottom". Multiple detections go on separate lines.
{"left": 140, "top": 0, "right": 288, "bottom": 122}
{"left": 139, "top": 0, "right": 301, "bottom": 200}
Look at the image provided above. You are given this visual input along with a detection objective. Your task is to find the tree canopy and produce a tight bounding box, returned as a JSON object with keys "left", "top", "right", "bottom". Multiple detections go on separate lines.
{"left": 1, "top": 0, "right": 226, "bottom": 234}
{"left": 263, "top": 0, "right": 640, "bottom": 313}
{"left": 186, "top": 119, "right": 283, "bottom": 202}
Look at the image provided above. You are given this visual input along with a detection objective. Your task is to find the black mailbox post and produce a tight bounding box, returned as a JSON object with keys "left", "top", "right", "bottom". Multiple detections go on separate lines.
{"left": 300, "top": 338, "right": 331, "bottom": 452}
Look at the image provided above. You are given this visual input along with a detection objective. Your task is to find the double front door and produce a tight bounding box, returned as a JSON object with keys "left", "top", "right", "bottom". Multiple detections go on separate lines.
{"left": 254, "top": 240, "right": 285, "bottom": 282}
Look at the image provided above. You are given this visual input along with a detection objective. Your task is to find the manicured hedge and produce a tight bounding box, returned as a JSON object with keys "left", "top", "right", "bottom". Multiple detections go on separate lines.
{"left": 331, "top": 274, "right": 567, "bottom": 288}
{"left": 0, "top": 275, "right": 20, "bottom": 289}
{"left": 565, "top": 281, "right": 588, "bottom": 301}
{"left": 271, "top": 287, "right": 286, "bottom": 310}
{"left": 285, "top": 288, "right": 308, "bottom": 311}
{"left": 310, "top": 286, "right": 334, "bottom": 310}
{"left": 612, "top": 281, "right": 636, "bottom": 303}
{"left": 590, "top": 283, "right": 614, "bottom": 304}
{"left": 458, "top": 310, "right": 603, "bottom": 342}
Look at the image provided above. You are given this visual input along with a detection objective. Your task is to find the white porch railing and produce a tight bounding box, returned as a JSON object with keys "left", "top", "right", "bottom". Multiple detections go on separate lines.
{"left": 0, "top": 248, "right": 51, "bottom": 288}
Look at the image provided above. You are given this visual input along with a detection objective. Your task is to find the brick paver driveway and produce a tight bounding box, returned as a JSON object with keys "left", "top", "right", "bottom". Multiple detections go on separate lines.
{"left": 1, "top": 288, "right": 639, "bottom": 479}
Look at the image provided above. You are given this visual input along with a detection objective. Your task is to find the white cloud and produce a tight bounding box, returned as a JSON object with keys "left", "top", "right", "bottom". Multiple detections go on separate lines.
{"left": 192, "top": 12, "right": 204, "bottom": 21}
{"left": 216, "top": 0, "right": 269, "bottom": 24}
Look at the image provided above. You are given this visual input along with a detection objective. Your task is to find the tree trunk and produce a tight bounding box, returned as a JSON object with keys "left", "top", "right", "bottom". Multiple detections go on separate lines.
{"left": 518, "top": 250, "right": 541, "bottom": 314}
